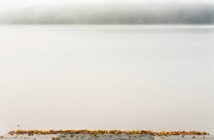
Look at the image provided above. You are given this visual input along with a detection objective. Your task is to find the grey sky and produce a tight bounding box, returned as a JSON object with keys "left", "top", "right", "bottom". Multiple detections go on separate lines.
{"left": 0, "top": 3, "right": 214, "bottom": 24}
{"left": 0, "top": 0, "right": 214, "bottom": 12}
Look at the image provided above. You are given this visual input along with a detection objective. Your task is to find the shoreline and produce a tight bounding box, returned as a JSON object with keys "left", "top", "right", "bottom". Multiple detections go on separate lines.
{"left": 8, "top": 130, "right": 210, "bottom": 136}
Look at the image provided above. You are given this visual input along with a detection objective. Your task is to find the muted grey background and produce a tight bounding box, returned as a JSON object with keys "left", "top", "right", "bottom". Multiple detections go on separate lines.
{"left": 0, "top": 0, "right": 214, "bottom": 24}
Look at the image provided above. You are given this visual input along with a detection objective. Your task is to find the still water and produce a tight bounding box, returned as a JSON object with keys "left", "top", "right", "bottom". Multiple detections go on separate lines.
{"left": 0, "top": 25, "right": 213, "bottom": 134}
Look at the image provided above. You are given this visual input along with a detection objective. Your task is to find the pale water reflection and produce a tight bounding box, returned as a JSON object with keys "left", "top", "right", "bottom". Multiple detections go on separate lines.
{"left": 0, "top": 25, "right": 213, "bottom": 134}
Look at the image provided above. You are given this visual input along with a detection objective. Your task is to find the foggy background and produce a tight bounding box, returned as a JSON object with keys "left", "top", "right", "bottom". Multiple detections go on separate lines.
{"left": 0, "top": 0, "right": 214, "bottom": 24}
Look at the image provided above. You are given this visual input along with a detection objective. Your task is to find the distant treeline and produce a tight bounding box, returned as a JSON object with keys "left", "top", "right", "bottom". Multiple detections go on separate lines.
{"left": 0, "top": 3, "right": 214, "bottom": 24}
{"left": 9, "top": 130, "right": 209, "bottom": 136}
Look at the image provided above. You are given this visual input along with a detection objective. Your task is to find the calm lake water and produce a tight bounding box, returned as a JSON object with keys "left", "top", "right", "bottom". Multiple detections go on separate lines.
{"left": 0, "top": 25, "right": 214, "bottom": 134}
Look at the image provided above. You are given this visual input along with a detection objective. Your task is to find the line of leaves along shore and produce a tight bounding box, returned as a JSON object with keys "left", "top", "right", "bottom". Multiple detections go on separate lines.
{"left": 9, "top": 130, "right": 209, "bottom": 136}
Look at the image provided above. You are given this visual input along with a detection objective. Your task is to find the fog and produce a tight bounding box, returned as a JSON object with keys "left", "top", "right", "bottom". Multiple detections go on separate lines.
{"left": 0, "top": 3, "right": 214, "bottom": 24}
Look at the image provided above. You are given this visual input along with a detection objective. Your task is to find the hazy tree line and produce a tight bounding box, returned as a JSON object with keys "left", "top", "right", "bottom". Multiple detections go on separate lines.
{"left": 0, "top": 3, "right": 214, "bottom": 24}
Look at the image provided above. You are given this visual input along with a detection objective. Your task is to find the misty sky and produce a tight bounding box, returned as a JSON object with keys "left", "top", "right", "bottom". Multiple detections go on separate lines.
{"left": 0, "top": 26, "right": 214, "bottom": 135}
{"left": 0, "top": 0, "right": 214, "bottom": 13}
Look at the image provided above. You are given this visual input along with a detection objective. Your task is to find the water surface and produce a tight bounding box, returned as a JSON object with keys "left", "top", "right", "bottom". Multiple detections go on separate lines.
{"left": 0, "top": 25, "right": 213, "bottom": 134}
